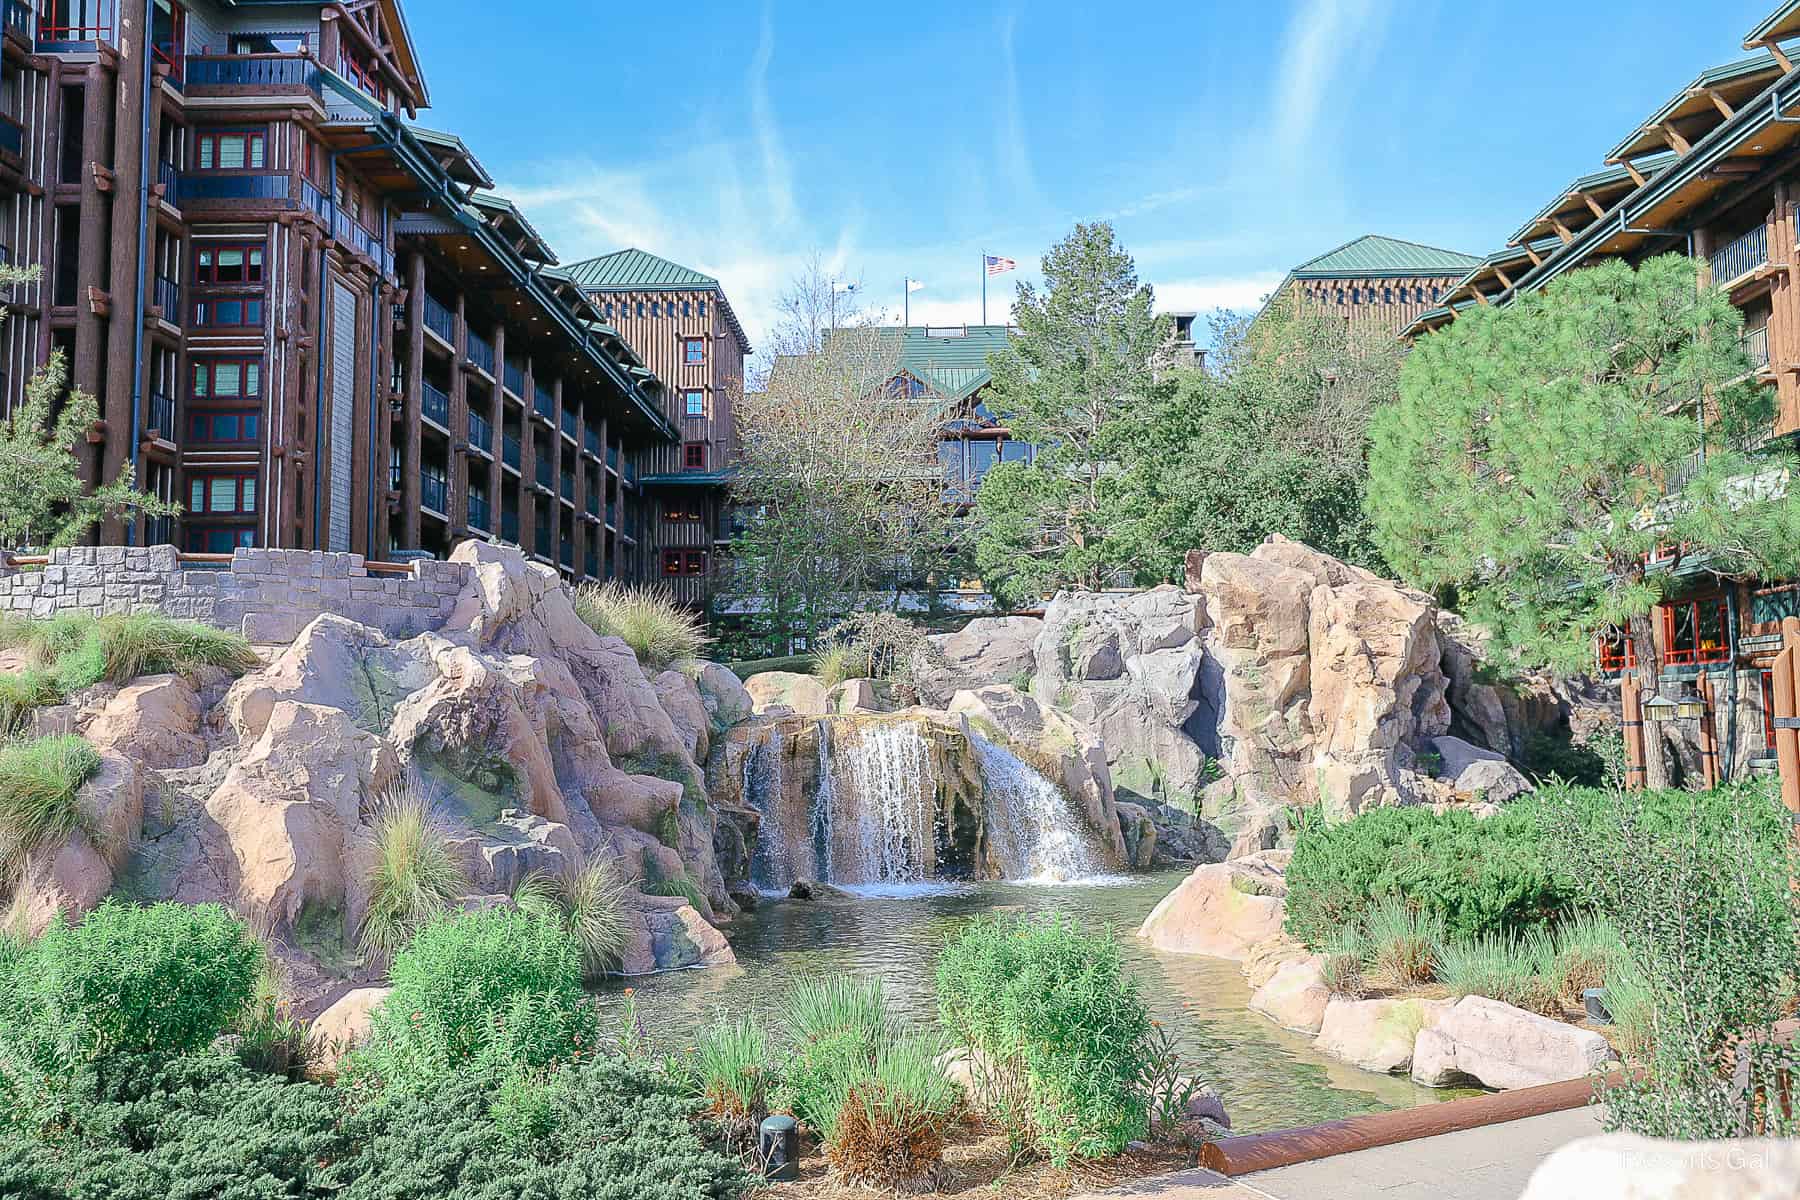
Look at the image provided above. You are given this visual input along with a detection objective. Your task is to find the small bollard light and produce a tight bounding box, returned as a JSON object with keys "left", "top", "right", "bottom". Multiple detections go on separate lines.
{"left": 759, "top": 1114, "right": 799, "bottom": 1181}
{"left": 1583, "top": 987, "right": 1614, "bottom": 1025}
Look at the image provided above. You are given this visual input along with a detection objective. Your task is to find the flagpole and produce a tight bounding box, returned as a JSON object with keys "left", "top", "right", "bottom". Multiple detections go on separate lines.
{"left": 904, "top": 279, "right": 909, "bottom": 327}
{"left": 981, "top": 251, "right": 987, "bottom": 325}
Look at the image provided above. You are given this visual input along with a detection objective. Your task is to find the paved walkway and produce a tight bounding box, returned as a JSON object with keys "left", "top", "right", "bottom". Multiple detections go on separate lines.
{"left": 1079, "top": 1108, "right": 1605, "bottom": 1200}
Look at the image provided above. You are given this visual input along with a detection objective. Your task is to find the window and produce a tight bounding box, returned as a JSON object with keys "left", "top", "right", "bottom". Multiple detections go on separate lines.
{"left": 193, "top": 297, "right": 264, "bottom": 328}
{"left": 186, "top": 410, "right": 261, "bottom": 444}
{"left": 191, "top": 358, "right": 262, "bottom": 398}
{"left": 186, "top": 527, "right": 256, "bottom": 554}
{"left": 663, "top": 505, "right": 702, "bottom": 523}
{"left": 887, "top": 374, "right": 927, "bottom": 398}
{"left": 230, "top": 32, "right": 309, "bottom": 54}
{"left": 1661, "top": 594, "right": 1731, "bottom": 666}
{"left": 197, "top": 130, "right": 266, "bottom": 171}
{"left": 194, "top": 245, "right": 265, "bottom": 285}
{"left": 188, "top": 473, "right": 258, "bottom": 516}
{"left": 683, "top": 337, "right": 706, "bottom": 364}
{"left": 683, "top": 442, "right": 707, "bottom": 470}
{"left": 663, "top": 550, "right": 706, "bottom": 575}
{"left": 650, "top": 301, "right": 660, "bottom": 318}
{"left": 636, "top": 301, "right": 645, "bottom": 318}
{"left": 683, "top": 389, "right": 705, "bottom": 418}
{"left": 681, "top": 300, "right": 691, "bottom": 318}
{"left": 698, "top": 299, "right": 707, "bottom": 318}
{"left": 1596, "top": 629, "right": 1636, "bottom": 673}
{"left": 662, "top": 550, "right": 683, "bottom": 576}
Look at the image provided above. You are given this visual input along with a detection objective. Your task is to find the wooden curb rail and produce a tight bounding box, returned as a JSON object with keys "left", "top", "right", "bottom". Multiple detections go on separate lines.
{"left": 1198, "top": 1077, "right": 1594, "bottom": 1176}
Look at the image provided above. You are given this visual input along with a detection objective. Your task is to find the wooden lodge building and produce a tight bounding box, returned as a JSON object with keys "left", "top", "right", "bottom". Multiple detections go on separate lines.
{"left": 1256, "top": 234, "right": 1480, "bottom": 334}
{"left": 1402, "top": 0, "right": 1800, "bottom": 784}
{"left": 0, "top": 0, "right": 689, "bottom": 585}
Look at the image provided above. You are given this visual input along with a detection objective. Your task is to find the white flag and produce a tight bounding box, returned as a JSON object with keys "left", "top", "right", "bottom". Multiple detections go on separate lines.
{"left": 906, "top": 279, "right": 926, "bottom": 293}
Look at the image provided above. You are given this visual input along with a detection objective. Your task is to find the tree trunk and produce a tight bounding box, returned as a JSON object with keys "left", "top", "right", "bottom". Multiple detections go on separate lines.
{"left": 1627, "top": 608, "right": 1671, "bottom": 790}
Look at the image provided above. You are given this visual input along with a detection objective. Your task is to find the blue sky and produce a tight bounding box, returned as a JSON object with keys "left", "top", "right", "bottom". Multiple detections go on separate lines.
{"left": 413, "top": 0, "right": 1778, "bottom": 347}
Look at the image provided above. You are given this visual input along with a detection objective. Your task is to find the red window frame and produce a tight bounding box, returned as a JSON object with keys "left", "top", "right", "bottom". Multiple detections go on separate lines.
{"left": 196, "top": 129, "right": 267, "bottom": 171}
{"left": 190, "top": 358, "right": 262, "bottom": 399}
{"left": 1596, "top": 629, "right": 1637, "bottom": 674}
{"left": 683, "top": 337, "right": 706, "bottom": 365}
{"left": 193, "top": 243, "right": 266, "bottom": 286}
{"left": 192, "top": 297, "right": 265, "bottom": 329}
{"left": 683, "top": 389, "right": 706, "bottom": 418}
{"left": 185, "top": 409, "right": 261, "bottom": 445}
{"left": 185, "top": 526, "right": 257, "bottom": 554}
{"left": 1763, "top": 669, "right": 1778, "bottom": 753}
{"left": 683, "top": 442, "right": 707, "bottom": 470}
{"left": 187, "top": 472, "right": 259, "bottom": 517}
{"left": 660, "top": 549, "right": 708, "bottom": 576}
{"left": 1660, "top": 594, "right": 1732, "bottom": 666}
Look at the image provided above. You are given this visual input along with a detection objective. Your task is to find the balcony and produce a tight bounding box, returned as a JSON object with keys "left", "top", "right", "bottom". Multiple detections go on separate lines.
{"left": 145, "top": 392, "right": 175, "bottom": 440}
{"left": 533, "top": 384, "right": 555, "bottom": 421}
{"left": 301, "top": 177, "right": 331, "bottom": 222}
{"left": 423, "top": 293, "right": 455, "bottom": 344}
{"left": 4, "top": 0, "right": 35, "bottom": 42}
{"left": 606, "top": 445, "right": 620, "bottom": 474}
{"left": 332, "top": 208, "right": 387, "bottom": 272}
{"left": 185, "top": 55, "right": 318, "bottom": 94}
{"left": 584, "top": 427, "right": 601, "bottom": 458}
{"left": 559, "top": 471, "right": 575, "bottom": 501}
{"left": 535, "top": 457, "right": 553, "bottom": 490}
{"left": 421, "top": 380, "right": 450, "bottom": 428}
{"left": 467, "top": 331, "right": 495, "bottom": 377}
{"left": 1744, "top": 325, "right": 1771, "bottom": 372}
{"left": 421, "top": 473, "right": 448, "bottom": 516}
{"left": 503, "top": 434, "right": 521, "bottom": 471}
{"left": 1710, "top": 224, "right": 1768, "bottom": 288}
{"left": 559, "top": 540, "right": 574, "bottom": 569}
{"left": 38, "top": 16, "right": 111, "bottom": 49}
{"left": 501, "top": 511, "right": 520, "bottom": 544}
{"left": 467, "top": 494, "right": 491, "bottom": 534}
{"left": 607, "top": 501, "right": 618, "bottom": 529}
{"left": 535, "top": 528, "right": 552, "bottom": 559}
{"left": 156, "top": 159, "right": 179, "bottom": 203}
{"left": 0, "top": 114, "right": 22, "bottom": 160}
{"left": 504, "top": 359, "right": 526, "bottom": 397}
{"left": 152, "top": 276, "right": 179, "bottom": 322}
{"left": 467, "top": 409, "right": 492, "bottom": 453}
{"left": 559, "top": 407, "right": 578, "bottom": 439}
{"left": 152, "top": 42, "right": 183, "bottom": 89}
{"left": 177, "top": 173, "right": 290, "bottom": 203}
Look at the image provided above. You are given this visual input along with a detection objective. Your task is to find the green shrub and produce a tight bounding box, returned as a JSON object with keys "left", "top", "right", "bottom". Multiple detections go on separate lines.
{"left": 1285, "top": 802, "right": 1574, "bottom": 948}
{"left": 231, "top": 952, "right": 307, "bottom": 1078}
{"left": 788, "top": 974, "right": 891, "bottom": 1048}
{"left": 357, "top": 907, "right": 598, "bottom": 1083}
{"left": 782, "top": 975, "right": 893, "bottom": 1140}
{"left": 1360, "top": 896, "right": 1443, "bottom": 986}
{"left": 824, "top": 1032, "right": 960, "bottom": 1191}
{"left": 0, "top": 671, "right": 58, "bottom": 739}
{"left": 692, "top": 1014, "right": 770, "bottom": 1122}
{"left": 514, "top": 857, "right": 630, "bottom": 982}
{"left": 640, "top": 868, "right": 706, "bottom": 913}
{"left": 358, "top": 786, "right": 468, "bottom": 967}
{"left": 1433, "top": 932, "right": 1560, "bottom": 1017}
{"left": 811, "top": 642, "right": 866, "bottom": 688}
{"left": 0, "top": 735, "right": 101, "bottom": 880}
{"left": 572, "top": 581, "right": 711, "bottom": 671}
{"left": 936, "top": 914, "right": 1150, "bottom": 1164}
{"left": 27, "top": 901, "right": 261, "bottom": 1063}
{"left": 1544, "top": 912, "right": 1625, "bottom": 1002}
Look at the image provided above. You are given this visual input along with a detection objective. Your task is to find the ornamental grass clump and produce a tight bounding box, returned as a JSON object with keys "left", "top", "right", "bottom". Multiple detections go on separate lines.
{"left": 1544, "top": 911, "right": 1626, "bottom": 1002}
{"left": 811, "top": 641, "right": 865, "bottom": 688}
{"left": 1433, "top": 932, "right": 1561, "bottom": 1017}
{"left": 0, "top": 734, "right": 102, "bottom": 882}
{"left": 357, "top": 783, "right": 467, "bottom": 967}
{"left": 783, "top": 974, "right": 894, "bottom": 1139}
{"left": 825, "top": 1033, "right": 962, "bottom": 1193}
{"left": 936, "top": 914, "right": 1152, "bottom": 1164}
{"left": 513, "top": 856, "right": 631, "bottom": 982}
{"left": 692, "top": 1013, "right": 771, "bottom": 1140}
{"left": 1319, "top": 928, "right": 1369, "bottom": 999}
{"left": 1361, "top": 895, "right": 1443, "bottom": 987}
{"left": 571, "top": 580, "right": 710, "bottom": 671}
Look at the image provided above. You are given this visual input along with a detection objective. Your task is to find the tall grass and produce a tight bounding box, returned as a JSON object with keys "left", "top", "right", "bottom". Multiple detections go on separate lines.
{"left": 0, "top": 670, "right": 60, "bottom": 738}
{"left": 692, "top": 1014, "right": 771, "bottom": 1120}
{"left": 825, "top": 1033, "right": 961, "bottom": 1191}
{"left": 571, "top": 581, "right": 710, "bottom": 671}
{"left": 357, "top": 784, "right": 468, "bottom": 966}
{"left": 788, "top": 974, "right": 892, "bottom": 1048}
{"left": 1434, "top": 932, "right": 1562, "bottom": 1017}
{"left": 1361, "top": 896, "right": 1443, "bottom": 986}
{"left": 1545, "top": 912, "right": 1625, "bottom": 1001}
{"left": 812, "top": 642, "right": 866, "bottom": 688}
{"left": 1320, "top": 927, "right": 1369, "bottom": 999}
{"left": 0, "top": 734, "right": 102, "bottom": 880}
{"left": 513, "top": 857, "right": 630, "bottom": 982}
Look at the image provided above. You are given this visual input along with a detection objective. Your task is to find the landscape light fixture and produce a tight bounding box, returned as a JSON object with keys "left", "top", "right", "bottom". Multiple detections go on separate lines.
{"left": 1676, "top": 688, "right": 1707, "bottom": 719}
{"left": 1642, "top": 694, "right": 1680, "bottom": 723}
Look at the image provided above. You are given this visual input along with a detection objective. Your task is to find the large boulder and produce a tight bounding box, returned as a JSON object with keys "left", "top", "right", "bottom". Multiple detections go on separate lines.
{"left": 82, "top": 674, "right": 205, "bottom": 769}
{"left": 1519, "top": 1133, "right": 1800, "bottom": 1200}
{"left": 618, "top": 893, "right": 735, "bottom": 974}
{"left": 1410, "top": 995, "right": 1615, "bottom": 1089}
{"left": 692, "top": 662, "right": 755, "bottom": 731}
{"left": 223, "top": 614, "right": 430, "bottom": 742}
{"left": 1315, "top": 996, "right": 1452, "bottom": 1074}
{"left": 1033, "top": 588, "right": 1211, "bottom": 804}
{"left": 1136, "top": 853, "right": 1288, "bottom": 960}
{"left": 653, "top": 669, "right": 711, "bottom": 762}
{"left": 307, "top": 985, "right": 391, "bottom": 1075}
{"left": 1250, "top": 955, "right": 1330, "bottom": 1034}
{"left": 744, "top": 671, "right": 829, "bottom": 717}
{"left": 1429, "top": 735, "right": 1532, "bottom": 805}
{"left": 914, "top": 616, "right": 1043, "bottom": 707}
{"left": 8, "top": 750, "right": 144, "bottom": 936}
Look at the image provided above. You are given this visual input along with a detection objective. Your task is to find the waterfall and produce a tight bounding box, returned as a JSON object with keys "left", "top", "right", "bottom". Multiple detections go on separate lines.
{"left": 811, "top": 720, "right": 837, "bottom": 881}
{"left": 975, "top": 734, "right": 1105, "bottom": 882}
{"left": 746, "top": 723, "right": 799, "bottom": 890}
{"left": 836, "top": 721, "right": 935, "bottom": 885}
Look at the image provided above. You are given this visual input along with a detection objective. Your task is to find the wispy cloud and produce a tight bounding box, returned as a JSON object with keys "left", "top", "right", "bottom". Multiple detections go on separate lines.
{"left": 996, "top": 9, "right": 1042, "bottom": 210}
{"left": 749, "top": 3, "right": 797, "bottom": 232}
{"left": 1267, "top": 0, "right": 1393, "bottom": 175}
{"left": 1153, "top": 272, "right": 1286, "bottom": 316}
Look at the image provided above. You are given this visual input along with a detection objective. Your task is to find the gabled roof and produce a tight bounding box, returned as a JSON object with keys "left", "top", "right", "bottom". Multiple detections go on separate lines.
{"left": 408, "top": 126, "right": 493, "bottom": 190}
{"left": 1745, "top": 1, "right": 1800, "bottom": 51}
{"left": 1288, "top": 234, "right": 1482, "bottom": 278}
{"left": 1606, "top": 51, "right": 1787, "bottom": 165}
{"left": 562, "top": 249, "right": 720, "bottom": 292}
{"left": 878, "top": 325, "right": 1014, "bottom": 402}
{"left": 467, "top": 192, "right": 556, "bottom": 266}
{"left": 1509, "top": 154, "right": 1678, "bottom": 246}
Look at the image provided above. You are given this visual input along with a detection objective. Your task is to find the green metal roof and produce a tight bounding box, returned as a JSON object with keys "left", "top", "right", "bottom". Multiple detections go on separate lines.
{"left": 1507, "top": 154, "right": 1678, "bottom": 245}
{"left": 1289, "top": 234, "right": 1481, "bottom": 278}
{"left": 561, "top": 249, "right": 720, "bottom": 292}
{"left": 887, "top": 325, "right": 1013, "bottom": 401}
{"left": 1605, "top": 51, "right": 1787, "bottom": 163}
{"left": 1746, "top": 1, "right": 1800, "bottom": 47}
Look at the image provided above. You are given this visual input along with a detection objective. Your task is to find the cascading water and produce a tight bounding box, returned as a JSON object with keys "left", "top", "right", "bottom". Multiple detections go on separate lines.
{"left": 974, "top": 734, "right": 1106, "bottom": 882}
{"left": 837, "top": 721, "right": 935, "bottom": 885}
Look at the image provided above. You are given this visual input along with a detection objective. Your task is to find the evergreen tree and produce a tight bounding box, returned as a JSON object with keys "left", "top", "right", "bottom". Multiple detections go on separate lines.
{"left": 971, "top": 222, "right": 1172, "bottom": 606}
{"left": 1369, "top": 253, "right": 1800, "bottom": 788}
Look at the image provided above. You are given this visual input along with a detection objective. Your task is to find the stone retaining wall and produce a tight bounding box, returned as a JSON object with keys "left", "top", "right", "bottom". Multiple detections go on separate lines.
{"left": 0, "top": 547, "right": 471, "bottom": 643}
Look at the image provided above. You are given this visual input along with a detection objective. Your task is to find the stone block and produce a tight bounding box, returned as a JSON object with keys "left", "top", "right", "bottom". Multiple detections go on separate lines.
{"left": 96, "top": 547, "right": 124, "bottom": 565}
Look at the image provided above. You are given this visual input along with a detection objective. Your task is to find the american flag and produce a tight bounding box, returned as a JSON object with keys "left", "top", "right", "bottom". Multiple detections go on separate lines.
{"left": 985, "top": 255, "right": 1016, "bottom": 276}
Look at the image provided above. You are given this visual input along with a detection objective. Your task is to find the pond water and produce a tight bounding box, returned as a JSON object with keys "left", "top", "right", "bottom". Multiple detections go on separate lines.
{"left": 600, "top": 870, "right": 1471, "bottom": 1133}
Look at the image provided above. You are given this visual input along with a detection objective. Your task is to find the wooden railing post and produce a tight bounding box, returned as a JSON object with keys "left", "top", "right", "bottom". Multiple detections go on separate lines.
{"left": 1622, "top": 675, "right": 1647, "bottom": 792}
{"left": 1775, "top": 618, "right": 1800, "bottom": 817}
{"left": 1698, "top": 672, "right": 1720, "bottom": 790}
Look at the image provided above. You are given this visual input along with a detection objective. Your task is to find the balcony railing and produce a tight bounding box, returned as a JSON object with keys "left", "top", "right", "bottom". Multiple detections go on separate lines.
{"left": 533, "top": 384, "right": 554, "bottom": 420}
{"left": 536, "top": 457, "right": 553, "bottom": 489}
{"left": 185, "top": 55, "right": 317, "bottom": 92}
{"left": 156, "top": 159, "right": 179, "bottom": 200}
{"left": 152, "top": 276, "right": 179, "bottom": 321}
{"left": 4, "top": 0, "right": 34, "bottom": 41}
{"left": 146, "top": 515, "right": 172, "bottom": 547}
{"left": 1711, "top": 224, "right": 1768, "bottom": 287}
{"left": 146, "top": 392, "right": 175, "bottom": 439}
{"left": 606, "top": 445, "right": 620, "bottom": 474}
{"left": 559, "top": 407, "right": 578, "bottom": 439}
{"left": 332, "top": 208, "right": 386, "bottom": 270}
{"left": 39, "top": 19, "right": 111, "bottom": 47}
{"left": 421, "top": 474, "right": 448, "bottom": 515}
{"left": 301, "top": 177, "right": 330, "bottom": 221}
{"left": 0, "top": 114, "right": 22, "bottom": 159}
{"left": 504, "top": 359, "right": 525, "bottom": 396}
{"left": 1744, "top": 325, "right": 1771, "bottom": 372}
{"left": 423, "top": 293, "right": 455, "bottom": 344}
{"left": 421, "top": 380, "right": 450, "bottom": 427}
{"left": 467, "top": 331, "right": 495, "bottom": 376}
{"left": 467, "top": 495, "right": 491, "bottom": 533}
{"left": 177, "top": 173, "right": 290, "bottom": 203}
{"left": 502, "top": 512, "right": 520, "bottom": 544}
{"left": 467, "top": 409, "right": 492, "bottom": 452}
{"left": 503, "top": 434, "right": 521, "bottom": 471}
{"left": 584, "top": 427, "right": 601, "bottom": 457}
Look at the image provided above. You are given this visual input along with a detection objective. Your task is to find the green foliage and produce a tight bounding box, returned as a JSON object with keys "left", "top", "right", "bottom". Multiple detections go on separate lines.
{"left": 1283, "top": 803, "right": 1573, "bottom": 948}
{"left": 1126, "top": 294, "right": 1403, "bottom": 578}
{"left": 357, "top": 785, "right": 468, "bottom": 967}
{"left": 0, "top": 735, "right": 101, "bottom": 881}
{"left": 935, "top": 913, "right": 1151, "bottom": 1164}
{"left": 1433, "top": 932, "right": 1562, "bottom": 1017}
{"left": 1537, "top": 780, "right": 1800, "bottom": 1138}
{"left": 972, "top": 222, "right": 1174, "bottom": 607}
{"left": 1543, "top": 912, "right": 1626, "bottom": 1001}
{"left": 572, "top": 581, "right": 711, "bottom": 671}
{"left": 812, "top": 642, "right": 863, "bottom": 688}
{"left": 22, "top": 901, "right": 261, "bottom": 1064}
{"left": 0, "top": 347, "right": 180, "bottom": 551}
{"left": 356, "top": 908, "right": 598, "bottom": 1084}
{"left": 1368, "top": 254, "right": 1800, "bottom": 778}
{"left": 0, "top": 671, "right": 58, "bottom": 740}
{"left": 817, "top": 612, "right": 930, "bottom": 695}
{"left": 692, "top": 1014, "right": 770, "bottom": 1120}
{"left": 513, "top": 857, "right": 630, "bottom": 982}
{"left": 231, "top": 952, "right": 307, "bottom": 1078}
{"left": 782, "top": 975, "right": 894, "bottom": 1140}
{"left": 824, "top": 1033, "right": 961, "bottom": 1191}
{"left": 1360, "top": 896, "right": 1444, "bottom": 987}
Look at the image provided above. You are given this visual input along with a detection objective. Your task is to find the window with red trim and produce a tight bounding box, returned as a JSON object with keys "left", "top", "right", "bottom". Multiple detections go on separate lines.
{"left": 1597, "top": 629, "right": 1637, "bottom": 674}
{"left": 186, "top": 526, "right": 257, "bottom": 554}
{"left": 1661, "top": 595, "right": 1731, "bottom": 665}
{"left": 192, "top": 298, "right": 264, "bottom": 328}
{"left": 186, "top": 410, "right": 261, "bottom": 445}
{"left": 194, "top": 245, "right": 265, "bottom": 286}
{"left": 683, "top": 337, "right": 706, "bottom": 365}
{"left": 190, "top": 358, "right": 262, "bottom": 399}
{"left": 660, "top": 549, "right": 707, "bottom": 576}
{"left": 1762, "top": 669, "right": 1778, "bottom": 753}
{"left": 196, "top": 130, "right": 266, "bottom": 171}
{"left": 683, "top": 442, "right": 707, "bottom": 470}
{"left": 187, "top": 472, "right": 258, "bottom": 516}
